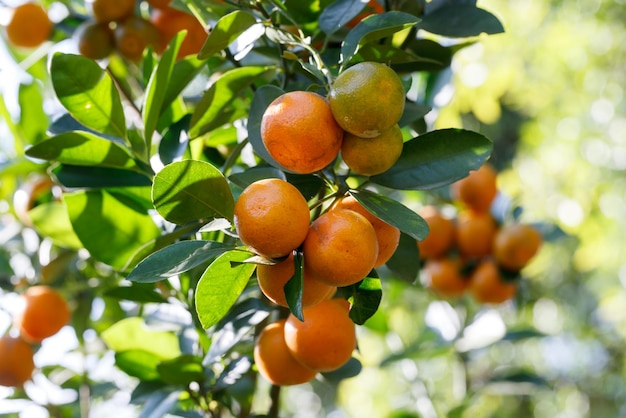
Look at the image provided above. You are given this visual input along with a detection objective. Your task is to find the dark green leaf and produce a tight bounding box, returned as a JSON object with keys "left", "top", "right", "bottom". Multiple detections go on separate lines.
{"left": 195, "top": 250, "right": 256, "bottom": 329}
{"left": 399, "top": 101, "right": 432, "bottom": 127}
{"left": 158, "top": 115, "right": 191, "bottom": 166}
{"left": 341, "top": 11, "right": 420, "bottom": 65}
{"left": 127, "top": 240, "right": 234, "bottom": 283}
{"left": 349, "top": 276, "right": 382, "bottom": 325}
{"left": 502, "top": 329, "right": 546, "bottom": 341}
{"left": 152, "top": 160, "right": 235, "bottom": 224}
{"left": 214, "top": 356, "right": 253, "bottom": 391}
{"left": 115, "top": 350, "right": 161, "bottom": 381}
{"left": 488, "top": 370, "right": 551, "bottom": 387}
{"left": 247, "top": 85, "right": 284, "bottom": 169}
{"left": 284, "top": 251, "right": 304, "bottom": 321}
{"left": 25, "top": 131, "right": 136, "bottom": 168}
{"left": 137, "top": 390, "right": 182, "bottom": 418}
{"left": 157, "top": 355, "right": 204, "bottom": 386}
{"left": 228, "top": 166, "right": 286, "bottom": 189}
{"left": 321, "top": 357, "right": 362, "bottom": 382}
{"left": 319, "top": 0, "right": 370, "bottom": 34}
{"left": 189, "top": 66, "right": 273, "bottom": 139}
{"left": 371, "top": 128, "right": 492, "bottom": 190}
{"left": 104, "top": 283, "right": 166, "bottom": 303}
{"left": 382, "top": 232, "right": 421, "bottom": 283}
{"left": 51, "top": 164, "right": 152, "bottom": 189}
{"left": 50, "top": 53, "right": 126, "bottom": 139}
{"left": 198, "top": 10, "right": 258, "bottom": 59}
{"left": 350, "top": 189, "right": 429, "bottom": 240}
{"left": 163, "top": 57, "right": 207, "bottom": 110}
{"left": 419, "top": 5, "right": 504, "bottom": 38}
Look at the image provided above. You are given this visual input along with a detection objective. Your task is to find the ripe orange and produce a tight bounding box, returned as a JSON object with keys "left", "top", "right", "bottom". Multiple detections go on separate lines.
{"left": 341, "top": 124, "right": 404, "bottom": 176}
{"left": 150, "top": 7, "right": 208, "bottom": 59}
{"left": 329, "top": 62, "right": 405, "bottom": 138}
{"left": 256, "top": 253, "right": 336, "bottom": 308}
{"left": 233, "top": 178, "right": 310, "bottom": 259}
{"left": 254, "top": 320, "right": 318, "bottom": 386}
{"left": 114, "top": 16, "right": 162, "bottom": 62}
{"left": 146, "top": 0, "right": 171, "bottom": 8}
{"left": 450, "top": 163, "right": 497, "bottom": 213}
{"left": 346, "top": 0, "right": 384, "bottom": 28}
{"left": 493, "top": 223, "right": 542, "bottom": 272}
{"left": 261, "top": 91, "right": 344, "bottom": 174}
{"left": 417, "top": 206, "right": 456, "bottom": 260}
{"left": 6, "top": 3, "right": 53, "bottom": 48}
{"left": 468, "top": 260, "right": 517, "bottom": 304}
{"left": 455, "top": 210, "right": 497, "bottom": 260}
{"left": 330, "top": 195, "right": 400, "bottom": 267}
{"left": 424, "top": 258, "right": 468, "bottom": 298}
{"left": 303, "top": 209, "right": 378, "bottom": 287}
{"left": 284, "top": 298, "right": 356, "bottom": 372}
{"left": 90, "top": 0, "right": 136, "bottom": 23}
{"left": 14, "top": 285, "right": 71, "bottom": 343}
{"left": 0, "top": 336, "right": 35, "bottom": 387}
{"left": 75, "top": 20, "right": 115, "bottom": 60}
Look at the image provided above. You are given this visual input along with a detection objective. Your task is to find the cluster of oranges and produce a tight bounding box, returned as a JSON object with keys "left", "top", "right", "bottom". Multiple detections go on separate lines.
{"left": 0, "top": 286, "right": 70, "bottom": 387}
{"left": 2, "top": 1, "right": 207, "bottom": 62}
{"left": 418, "top": 164, "right": 543, "bottom": 304}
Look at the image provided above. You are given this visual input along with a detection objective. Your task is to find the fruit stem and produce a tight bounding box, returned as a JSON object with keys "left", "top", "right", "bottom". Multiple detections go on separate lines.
{"left": 268, "top": 384, "right": 281, "bottom": 417}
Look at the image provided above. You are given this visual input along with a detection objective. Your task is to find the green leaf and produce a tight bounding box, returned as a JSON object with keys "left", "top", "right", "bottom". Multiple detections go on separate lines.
{"left": 284, "top": 251, "right": 304, "bottom": 321}
{"left": 247, "top": 85, "right": 284, "bottom": 169}
{"left": 102, "top": 317, "right": 181, "bottom": 359}
{"left": 25, "top": 131, "right": 136, "bottom": 169}
{"left": 350, "top": 189, "right": 429, "bottom": 241}
{"left": 152, "top": 160, "right": 234, "bottom": 224}
{"left": 157, "top": 355, "right": 205, "bottom": 386}
{"left": 213, "top": 356, "right": 253, "bottom": 391}
{"left": 371, "top": 128, "right": 492, "bottom": 190}
{"left": 127, "top": 240, "right": 235, "bottom": 283}
{"left": 50, "top": 53, "right": 126, "bottom": 139}
{"left": 488, "top": 370, "right": 551, "bottom": 387}
{"left": 198, "top": 10, "right": 258, "bottom": 59}
{"left": 195, "top": 250, "right": 256, "bottom": 330}
{"left": 115, "top": 350, "right": 162, "bottom": 381}
{"left": 158, "top": 115, "right": 191, "bottom": 166}
{"left": 28, "top": 201, "right": 83, "bottom": 249}
{"left": 104, "top": 283, "right": 166, "bottom": 303}
{"left": 383, "top": 232, "right": 421, "bottom": 283}
{"left": 52, "top": 164, "right": 152, "bottom": 189}
{"left": 228, "top": 166, "right": 286, "bottom": 189}
{"left": 341, "top": 11, "right": 420, "bottom": 65}
{"left": 64, "top": 190, "right": 161, "bottom": 271}
{"left": 18, "top": 82, "right": 47, "bottom": 145}
{"left": 419, "top": 5, "right": 504, "bottom": 38}
{"left": 319, "top": 0, "right": 370, "bottom": 35}
{"left": 163, "top": 58, "right": 206, "bottom": 112}
{"left": 189, "top": 66, "right": 273, "bottom": 139}
{"left": 321, "top": 357, "right": 362, "bottom": 382}
{"left": 349, "top": 276, "right": 382, "bottom": 325}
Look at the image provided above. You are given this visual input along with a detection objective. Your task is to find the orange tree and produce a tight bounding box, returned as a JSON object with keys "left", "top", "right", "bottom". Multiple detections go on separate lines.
{"left": 0, "top": 0, "right": 546, "bottom": 416}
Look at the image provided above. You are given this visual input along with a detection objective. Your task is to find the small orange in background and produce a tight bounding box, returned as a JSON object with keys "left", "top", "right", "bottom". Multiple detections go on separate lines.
{"left": 14, "top": 286, "right": 70, "bottom": 343}
{"left": 151, "top": 7, "right": 208, "bottom": 59}
{"left": 0, "top": 336, "right": 35, "bottom": 387}
{"left": 6, "top": 3, "right": 53, "bottom": 48}
{"left": 284, "top": 298, "right": 356, "bottom": 372}
{"left": 346, "top": 0, "right": 384, "bottom": 28}
{"left": 330, "top": 195, "right": 400, "bottom": 267}
{"left": 114, "top": 16, "right": 162, "bottom": 62}
{"left": 146, "top": 0, "right": 172, "bottom": 8}
{"left": 90, "top": 0, "right": 136, "bottom": 23}
{"left": 75, "top": 20, "right": 115, "bottom": 60}
{"left": 256, "top": 252, "right": 336, "bottom": 309}
{"left": 424, "top": 258, "right": 468, "bottom": 298}
{"left": 303, "top": 209, "right": 378, "bottom": 287}
{"left": 493, "top": 223, "right": 542, "bottom": 272}
{"left": 261, "top": 91, "right": 344, "bottom": 174}
{"left": 455, "top": 210, "right": 497, "bottom": 260}
{"left": 233, "top": 178, "right": 311, "bottom": 259}
{"left": 417, "top": 205, "right": 456, "bottom": 260}
{"left": 450, "top": 163, "right": 498, "bottom": 213}
{"left": 254, "top": 320, "right": 318, "bottom": 386}
{"left": 469, "top": 259, "right": 517, "bottom": 304}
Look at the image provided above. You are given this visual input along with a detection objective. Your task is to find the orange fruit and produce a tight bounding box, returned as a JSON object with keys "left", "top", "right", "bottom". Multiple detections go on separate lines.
{"left": 424, "top": 258, "right": 468, "bottom": 298}
{"left": 261, "top": 91, "right": 344, "bottom": 174}
{"left": 493, "top": 223, "right": 542, "bottom": 272}
{"left": 90, "top": 0, "right": 136, "bottom": 23}
{"left": 151, "top": 7, "right": 208, "bottom": 59}
{"left": 417, "top": 206, "right": 456, "bottom": 260}
{"left": 341, "top": 124, "right": 403, "bottom": 176}
{"left": 450, "top": 163, "right": 497, "bottom": 213}
{"left": 254, "top": 320, "right": 318, "bottom": 386}
{"left": 455, "top": 210, "right": 497, "bottom": 260}
{"left": 284, "top": 298, "right": 356, "bottom": 372}
{"left": 0, "top": 336, "right": 35, "bottom": 387}
{"left": 329, "top": 62, "right": 405, "bottom": 138}
{"left": 146, "top": 0, "right": 171, "bottom": 8}
{"left": 257, "top": 252, "right": 336, "bottom": 308}
{"left": 14, "top": 285, "right": 71, "bottom": 343}
{"left": 346, "top": 0, "right": 384, "bottom": 28}
{"left": 233, "top": 178, "right": 310, "bottom": 259}
{"left": 6, "top": 3, "right": 53, "bottom": 48}
{"left": 75, "top": 20, "right": 115, "bottom": 60}
{"left": 114, "top": 16, "right": 162, "bottom": 62}
{"left": 468, "top": 260, "right": 517, "bottom": 304}
{"left": 330, "top": 195, "right": 400, "bottom": 267}
{"left": 303, "top": 209, "right": 378, "bottom": 287}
